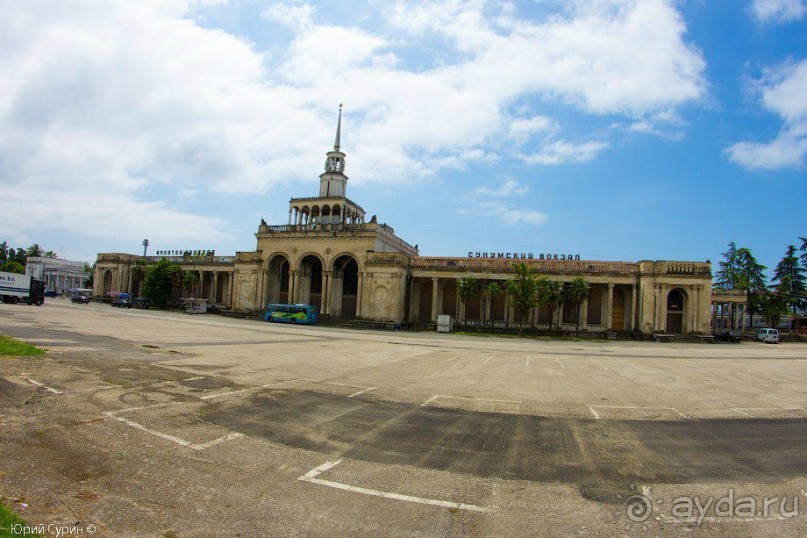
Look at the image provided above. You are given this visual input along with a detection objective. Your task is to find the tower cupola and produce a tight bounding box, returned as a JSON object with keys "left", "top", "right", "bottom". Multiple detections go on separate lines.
{"left": 320, "top": 104, "right": 348, "bottom": 197}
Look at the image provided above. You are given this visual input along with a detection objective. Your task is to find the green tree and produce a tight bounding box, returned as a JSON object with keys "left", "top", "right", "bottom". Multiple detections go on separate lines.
{"left": 43, "top": 250, "right": 57, "bottom": 258}
{"left": 84, "top": 262, "right": 95, "bottom": 287}
{"left": 736, "top": 248, "right": 768, "bottom": 330}
{"left": 0, "top": 261, "right": 25, "bottom": 274}
{"left": 535, "top": 278, "right": 563, "bottom": 331}
{"left": 758, "top": 291, "right": 789, "bottom": 328}
{"left": 771, "top": 245, "right": 806, "bottom": 313}
{"left": 484, "top": 281, "right": 504, "bottom": 327}
{"left": 142, "top": 258, "right": 183, "bottom": 308}
{"left": 715, "top": 242, "right": 741, "bottom": 289}
{"left": 506, "top": 263, "right": 539, "bottom": 334}
{"left": 561, "top": 277, "right": 590, "bottom": 332}
{"left": 25, "top": 244, "right": 44, "bottom": 258}
{"left": 0, "top": 241, "right": 7, "bottom": 263}
{"left": 184, "top": 271, "right": 199, "bottom": 297}
{"left": 456, "top": 277, "right": 479, "bottom": 331}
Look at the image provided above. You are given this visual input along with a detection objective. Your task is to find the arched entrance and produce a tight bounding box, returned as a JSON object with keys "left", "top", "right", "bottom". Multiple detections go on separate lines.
{"left": 266, "top": 255, "right": 290, "bottom": 305}
{"left": 418, "top": 280, "right": 433, "bottom": 323}
{"left": 666, "top": 288, "right": 686, "bottom": 334}
{"left": 441, "top": 282, "right": 457, "bottom": 318}
{"left": 102, "top": 270, "right": 113, "bottom": 295}
{"left": 298, "top": 255, "right": 323, "bottom": 311}
{"left": 332, "top": 255, "right": 358, "bottom": 319}
{"left": 612, "top": 287, "right": 626, "bottom": 331}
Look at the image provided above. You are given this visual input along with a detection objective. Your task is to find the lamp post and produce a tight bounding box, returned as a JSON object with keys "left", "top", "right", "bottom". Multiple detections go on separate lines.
{"left": 142, "top": 239, "right": 149, "bottom": 257}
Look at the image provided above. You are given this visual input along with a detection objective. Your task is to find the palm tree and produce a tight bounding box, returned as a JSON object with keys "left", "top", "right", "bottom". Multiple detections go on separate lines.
{"left": 507, "top": 263, "right": 540, "bottom": 335}
{"left": 43, "top": 251, "right": 58, "bottom": 258}
{"left": 561, "top": 278, "right": 590, "bottom": 333}
{"left": 484, "top": 282, "right": 504, "bottom": 326}
{"left": 25, "top": 244, "right": 44, "bottom": 258}
{"left": 536, "top": 278, "right": 563, "bottom": 332}
{"left": 456, "top": 277, "right": 479, "bottom": 331}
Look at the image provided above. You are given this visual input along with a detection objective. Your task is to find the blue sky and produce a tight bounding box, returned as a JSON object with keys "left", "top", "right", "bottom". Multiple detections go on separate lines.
{"left": 0, "top": 0, "right": 805, "bottom": 278}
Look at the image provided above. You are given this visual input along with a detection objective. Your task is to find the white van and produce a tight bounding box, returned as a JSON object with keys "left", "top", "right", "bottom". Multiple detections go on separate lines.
{"left": 756, "top": 328, "right": 779, "bottom": 344}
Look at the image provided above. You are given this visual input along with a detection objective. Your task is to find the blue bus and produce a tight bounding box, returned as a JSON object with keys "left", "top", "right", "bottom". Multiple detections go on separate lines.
{"left": 264, "top": 304, "right": 318, "bottom": 324}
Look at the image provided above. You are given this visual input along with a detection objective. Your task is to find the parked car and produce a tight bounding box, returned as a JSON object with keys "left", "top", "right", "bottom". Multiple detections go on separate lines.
{"left": 71, "top": 294, "right": 90, "bottom": 304}
{"left": 111, "top": 298, "right": 132, "bottom": 308}
{"left": 44, "top": 290, "right": 59, "bottom": 298}
{"left": 715, "top": 330, "right": 742, "bottom": 343}
{"left": 132, "top": 297, "right": 151, "bottom": 309}
{"left": 756, "top": 328, "right": 779, "bottom": 344}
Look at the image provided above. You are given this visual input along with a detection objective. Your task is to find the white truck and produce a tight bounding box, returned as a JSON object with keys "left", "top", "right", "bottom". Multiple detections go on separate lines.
{"left": 0, "top": 271, "right": 45, "bottom": 305}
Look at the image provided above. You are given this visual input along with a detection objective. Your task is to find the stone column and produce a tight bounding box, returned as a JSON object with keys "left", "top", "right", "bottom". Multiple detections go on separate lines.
{"left": 289, "top": 271, "right": 298, "bottom": 304}
{"left": 322, "top": 271, "right": 331, "bottom": 315}
{"left": 356, "top": 272, "right": 364, "bottom": 317}
{"left": 630, "top": 284, "right": 638, "bottom": 331}
{"left": 580, "top": 298, "right": 589, "bottom": 330}
{"left": 556, "top": 303, "right": 564, "bottom": 330}
{"left": 211, "top": 271, "right": 218, "bottom": 305}
{"left": 605, "top": 283, "right": 615, "bottom": 330}
{"left": 430, "top": 277, "right": 439, "bottom": 322}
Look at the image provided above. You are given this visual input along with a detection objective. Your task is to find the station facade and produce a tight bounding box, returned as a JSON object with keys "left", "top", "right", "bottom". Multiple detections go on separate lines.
{"left": 95, "top": 109, "right": 715, "bottom": 335}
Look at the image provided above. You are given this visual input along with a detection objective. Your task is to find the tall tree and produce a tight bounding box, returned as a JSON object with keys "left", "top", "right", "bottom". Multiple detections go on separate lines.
{"left": 25, "top": 244, "right": 44, "bottom": 258}
{"left": 43, "top": 250, "right": 57, "bottom": 258}
{"left": 143, "top": 259, "right": 183, "bottom": 308}
{"left": 0, "top": 241, "right": 7, "bottom": 263}
{"left": 484, "top": 281, "right": 504, "bottom": 327}
{"left": 561, "top": 278, "right": 590, "bottom": 333}
{"left": 800, "top": 237, "right": 807, "bottom": 273}
{"left": 535, "top": 278, "right": 563, "bottom": 332}
{"left": 736, "top": 247, "right": 768, "bottom": 329}
{"left": 506, "top": 263, "right": 540, "bottom": 334}
{"left": 715, "top": 241, "right": 741, "bottom": 289}
{"left": 758, "top": 291, "right": 789, "bottom": 328}
{"left": 456, "top": 277, "right": 479, "bottom": 331}
{"left": 771, "top": 245, "right": 806, "bottom": 313}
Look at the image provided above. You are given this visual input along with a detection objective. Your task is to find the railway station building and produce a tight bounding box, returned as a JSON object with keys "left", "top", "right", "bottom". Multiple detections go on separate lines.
{"left": 95, "top": 110, "right": 715, "bottom": 335}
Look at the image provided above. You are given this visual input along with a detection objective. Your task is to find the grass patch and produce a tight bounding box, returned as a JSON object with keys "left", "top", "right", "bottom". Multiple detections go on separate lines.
{"left": 0, "top": 499, "right": 39, "bottom": 537}
{"left": 0, "top": 335, "right": 45, "bottom": 357}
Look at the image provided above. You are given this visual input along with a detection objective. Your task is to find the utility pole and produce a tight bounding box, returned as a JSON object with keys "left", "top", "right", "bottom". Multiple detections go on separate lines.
{"left": 142, "top": 239, "right": 149, "bottom": 257}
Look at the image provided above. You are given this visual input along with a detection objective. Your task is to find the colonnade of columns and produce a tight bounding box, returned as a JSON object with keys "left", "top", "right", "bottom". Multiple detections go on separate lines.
{"left": 288, "top": 206, "right": 365, "bottom": 226}
{"left": 413, "top": 278, "right": 638, "bottom": 331}
{"left": 44, "top": 273, "right": 85, "bottom": 293}
{"left": 263, "top": 268, "right": 364, "bottom": 318}
{"left": 712, "top": 301, "right": 746, "bottom": 332}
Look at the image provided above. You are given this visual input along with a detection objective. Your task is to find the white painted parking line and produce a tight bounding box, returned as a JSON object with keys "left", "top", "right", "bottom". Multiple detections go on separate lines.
{"left": 591, "top": 405, "right": 688, "bottom": 419}
{"left": 732, "top": 407, "right": 803, "bottom": 418}
{"left": 22, "top": 378, "right": 63, "bottom": 395}
{"left": 298, "top": 460, "right": 493, "bottom": 513}
{"left": 347, "top": 388, "right": 376, "bottom": 398}
{"left": 589, "top": 358, "right": 610, "bottom": 371}
{"left": 555, "top": 356, "right": 565, "bottom": 369}
{"left": 182, "top": 376, "right": 205, "bottom": 382}
{"left": 525, "top": 356, "right": 530, "bottom": 367}
{"left": 103, "top": 410, "right": 244, "bottom": 451}
{"left": 421, "top": 395, "right": 521, "bottom": 408}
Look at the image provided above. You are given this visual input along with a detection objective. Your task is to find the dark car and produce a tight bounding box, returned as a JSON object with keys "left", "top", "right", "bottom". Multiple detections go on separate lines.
{"left": 715, "top": 330, "right": 742, "bottom": 343}
{"left": 132, "top": 297, "right": 151, "bottom": 309}
{"left": 44, "top": 290, "right": 59, "bottom": 298}
{"left": 111, "top": 298, "right": 132, "bottom": 308}
{"left": 71, "top": 295, "right": 90, "bottom": 304}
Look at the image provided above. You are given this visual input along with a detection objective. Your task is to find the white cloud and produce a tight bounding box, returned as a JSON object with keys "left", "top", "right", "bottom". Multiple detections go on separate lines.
{"left": 508, "top": 116, "right": 557, "bottom": 141}
{"left": 522, "top": 140, "right": 609, "bottom": 165}
{"left": 461, "top": 179, "right": 546, "bottom": 226}
{"left": 473, "top": 178, "right": 530, "bottom": 197}
{"left": 0, "top": 0, "right": 705, "bottom": 250}
{"left": 727, "top": 59, "right": 807, "bottom": 170}
{"left": 476, "top": 201, "right": 549, "bottom": 226}
{"left": 750, "top": 0, "right": 806, "bottom": 23}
